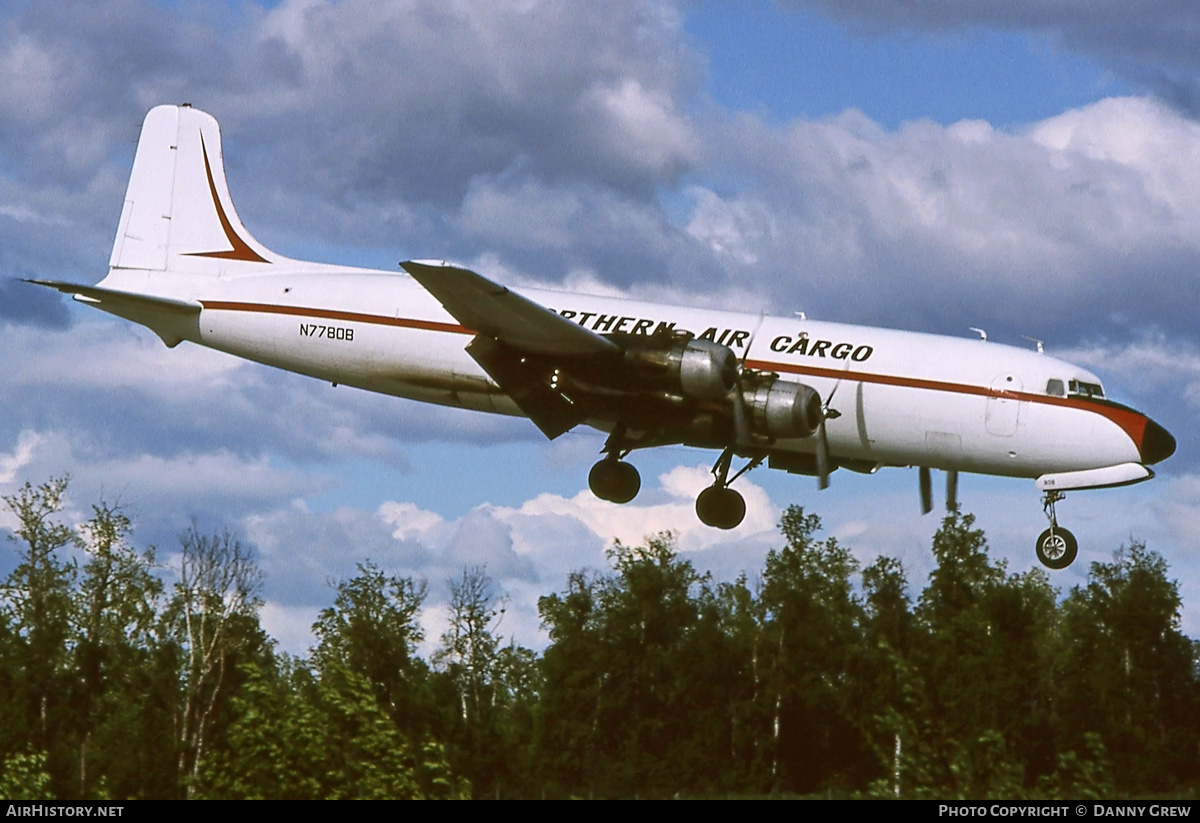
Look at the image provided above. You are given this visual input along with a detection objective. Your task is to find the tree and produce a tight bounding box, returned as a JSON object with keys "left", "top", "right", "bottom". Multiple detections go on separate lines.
{"left": 758, "top": 506, "right": 866, "bottom": 792}
{"left": 168, "top": 525, "right": 264, "bottom": 797}
{"left": 71, "top": 501, "right": 168, "bottom": 797}
{"left": 858, "top": 555, "right": 920, "bottom": 798}
{"left": 311, "top": 561, "right": 430, "bottom": 737}
{"left": 913, "top": 510, "right": 1060, "bottom": 796}
{"left": 436, "top": 566, "right": 504, "bottom": 726}
{"left": 198, "top": 655, "right": 465, "bottom": 799}
{"left": 433, "top": 566, "right": 517, "bottom": 796}
{"left": 536, "top": 569, "right": 604, "bottom": 795}
{"left": 538, "top": 534, "right": 740, "bottom": 797}
{"left": 0, "top": 478, "right": 77, "bottom": 795}
{"left": 1059, "top": 542, "right": 1199, "bottom": 790}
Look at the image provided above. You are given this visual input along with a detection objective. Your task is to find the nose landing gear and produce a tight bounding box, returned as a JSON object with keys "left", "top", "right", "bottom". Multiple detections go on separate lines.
{"left": 1036, "top": 490, "right": 1078, "bottom": 570}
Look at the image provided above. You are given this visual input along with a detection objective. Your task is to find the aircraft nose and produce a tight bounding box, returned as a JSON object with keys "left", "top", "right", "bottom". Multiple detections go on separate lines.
{"left": 1140, "top": 418, "right": 1176, "bottom": 465}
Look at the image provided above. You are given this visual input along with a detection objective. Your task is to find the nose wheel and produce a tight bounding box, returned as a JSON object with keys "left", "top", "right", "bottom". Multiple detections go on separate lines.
{"left": 1036, "top": 490, "right": 1078, "bottom": 569}
{"left": 1036, "top": 526, "right": 1078, "bottom": 570}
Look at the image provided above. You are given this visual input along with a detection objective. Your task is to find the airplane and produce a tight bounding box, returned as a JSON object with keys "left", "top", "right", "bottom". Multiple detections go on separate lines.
{"left": 28, "top": 104, "right": 1176, "bottom": 570}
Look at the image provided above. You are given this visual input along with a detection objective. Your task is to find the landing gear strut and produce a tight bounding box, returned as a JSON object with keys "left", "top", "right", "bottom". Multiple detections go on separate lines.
{"left": 695, "top": 448, "right": 762, "bottom": 530}
{"left": 1036, "top": 490, "right": 1078, "bottom": 570}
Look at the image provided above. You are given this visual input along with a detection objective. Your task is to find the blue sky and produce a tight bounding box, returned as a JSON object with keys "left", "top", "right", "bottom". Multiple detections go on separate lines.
{"left": 687, "top": 2, "right": 1132, "bottom": 128}
{"left": 2, "top": 0, "right": 1199, "bottom": 653}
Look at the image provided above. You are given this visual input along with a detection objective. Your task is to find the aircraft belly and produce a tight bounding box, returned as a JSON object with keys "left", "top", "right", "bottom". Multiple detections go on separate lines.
{"left": 195, "top": 306, "right": 524, "bottom": 417}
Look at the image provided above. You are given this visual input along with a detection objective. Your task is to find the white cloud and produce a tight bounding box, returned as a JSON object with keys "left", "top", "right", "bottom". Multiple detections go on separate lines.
{"left": 1058, "top": 334, "right": 1200, "bottom": 407}
{"left": 0, "top": 430, "right": 43, "bottom": 484}
{"left": 4, "top": 0, "right": 1199, "bottom": 661}
{"left": 260, "top": 601, "right": 321, "bottom": 658}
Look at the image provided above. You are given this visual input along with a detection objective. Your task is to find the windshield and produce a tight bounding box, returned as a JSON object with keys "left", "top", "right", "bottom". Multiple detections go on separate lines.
{"left": 1067, "top": 379, "right": 1105, "bottom": 399}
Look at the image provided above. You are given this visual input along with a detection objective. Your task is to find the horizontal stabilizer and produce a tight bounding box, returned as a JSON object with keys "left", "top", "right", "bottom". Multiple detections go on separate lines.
{"left": 26, "top": 279, "right": 200, "bottom": 313}
{"left": 25, "top": 279, "right": 200, "bottom": 347}
{"left": 1035, "top": 462, "right": 1153, "bottom": 492}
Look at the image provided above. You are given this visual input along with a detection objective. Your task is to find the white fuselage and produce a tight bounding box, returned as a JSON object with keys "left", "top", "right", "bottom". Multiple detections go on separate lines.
{"left": 97, "top": 263, "right": 1147, "bottom": 480}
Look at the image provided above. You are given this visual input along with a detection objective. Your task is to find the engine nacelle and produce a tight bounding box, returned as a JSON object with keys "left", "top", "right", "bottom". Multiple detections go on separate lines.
{"left": 626, "top": 337, "right": 737, "bottom": 401}
{"left": 747, "top": 378, "right": 822, "bottom": 439}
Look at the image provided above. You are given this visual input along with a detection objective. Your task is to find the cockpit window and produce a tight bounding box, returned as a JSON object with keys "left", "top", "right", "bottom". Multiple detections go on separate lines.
{"left": 1068, "top": 379, "right": 1105, "bottom": 399}
{"left": 1046, "top": 379, "right": 1065, "bottom": 397}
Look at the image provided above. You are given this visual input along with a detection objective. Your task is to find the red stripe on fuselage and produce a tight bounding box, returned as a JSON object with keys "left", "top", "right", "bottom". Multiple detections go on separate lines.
{"left": 746, "top": 358, "right": 1149, "bottom": 446}
{"left": 198, "top": 300, "right": 1150, "bottom": 446}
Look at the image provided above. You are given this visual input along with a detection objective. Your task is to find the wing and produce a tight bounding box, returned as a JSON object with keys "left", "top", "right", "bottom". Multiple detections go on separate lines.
{"left": 401, "top": 261, "right": 618, "bottom": 356}
{"left": 400, "top": 262, "right": 787, "bottom": 449}
{"left": 401, "top": 261, "right": 620, "bottom": 438}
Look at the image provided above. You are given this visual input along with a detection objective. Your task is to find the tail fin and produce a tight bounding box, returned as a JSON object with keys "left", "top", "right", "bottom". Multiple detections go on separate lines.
{"left": 109, "top": 104, "right": 282, "bottom": 273}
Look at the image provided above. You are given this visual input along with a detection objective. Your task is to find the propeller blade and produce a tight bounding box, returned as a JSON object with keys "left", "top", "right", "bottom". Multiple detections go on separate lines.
{"left": 816, "top": 415, "right": 830, "bottom": 490}
{"left": 743, "top": 310, "right": 765, "bottom": 368}
{"left": 919, "top": 466, "right": 932, "bottom": 514}
{"left": 730, "top": 313, "right": 762, "bottom": 447}
{"left": 946, "top": 469, "right": 958, "bottom": 511}
{"left": 731, "top": 385, "right": 750, "bottom": 445}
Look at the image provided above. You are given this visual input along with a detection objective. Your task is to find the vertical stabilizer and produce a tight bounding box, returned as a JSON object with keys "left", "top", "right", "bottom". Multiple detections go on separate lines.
{"left": 109, "top": 104, "right": 281, "bottom": 274}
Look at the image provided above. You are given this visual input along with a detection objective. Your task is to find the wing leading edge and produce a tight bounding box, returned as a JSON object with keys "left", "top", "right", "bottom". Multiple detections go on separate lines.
{"left": 400, "top": 261, "right": 618, "bottom": 356}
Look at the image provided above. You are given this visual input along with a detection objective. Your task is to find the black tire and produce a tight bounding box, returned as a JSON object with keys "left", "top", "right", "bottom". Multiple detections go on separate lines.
{"left": 695, "top": 486, "right": 746, "bottom": 530}
{"left": 588, "top": 459, "right": 641, "bottom": 503}
{"left": 607, "top": 461, "right": 640, "bottom": 504}
{"left": 1036, "top": 527, "right": 1078, "bottom": 570}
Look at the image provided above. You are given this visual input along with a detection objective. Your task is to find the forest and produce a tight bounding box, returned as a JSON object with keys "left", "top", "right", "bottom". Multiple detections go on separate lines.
{"left": 0, "top": 476, "right": 1196, "bottom": 800}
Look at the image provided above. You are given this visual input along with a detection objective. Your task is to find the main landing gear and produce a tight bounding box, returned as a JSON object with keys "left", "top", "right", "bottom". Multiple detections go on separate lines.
{"left": 588, "top": 426, "right": 642, "bottom": 504}
{"left": 696, "top": 448, "right": 763, "bottom": 530}
{"left": 588, "top": 456, "right": 641, "bottom": 503}
{"left": 587, "top": 431, "right": 761, "bottom": 531}
{"left": 1036, "top": 489, "right": 1078, "bottom": 570}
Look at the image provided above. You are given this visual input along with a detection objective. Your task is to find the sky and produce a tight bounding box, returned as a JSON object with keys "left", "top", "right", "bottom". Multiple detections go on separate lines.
{"left": 3, "top": 0, "right": 1200, "bottom": 655}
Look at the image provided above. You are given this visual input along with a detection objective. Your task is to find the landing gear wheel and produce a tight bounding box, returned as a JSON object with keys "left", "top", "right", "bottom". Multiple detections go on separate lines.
{"left": 588, "top": 459, "right": 641, "bottom": 503}
{"left": 695, "top": 486, "right": 746, "bottom": 530}
{"left": 1036, "top": 527, "right": 1078, "bottom": 570}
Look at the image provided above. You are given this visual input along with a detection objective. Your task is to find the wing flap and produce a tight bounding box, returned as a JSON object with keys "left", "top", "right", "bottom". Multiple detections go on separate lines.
{"left": 467, "top": 336, "right": 584, "bottom": 439}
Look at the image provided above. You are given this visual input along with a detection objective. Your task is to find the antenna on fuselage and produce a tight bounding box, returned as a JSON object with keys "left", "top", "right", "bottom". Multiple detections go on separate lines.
{"left": 969, "top": 327, "right": 987, "bottom": 341}
{"left": 1023, "top": 336, "right": 1045, "bottom": 354}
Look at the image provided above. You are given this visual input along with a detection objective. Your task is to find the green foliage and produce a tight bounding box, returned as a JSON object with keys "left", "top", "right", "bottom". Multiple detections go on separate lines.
{"left": 167, "top": 525, "right": 266, "bottom": 797}
{"left": 433, "top": 566, "right": 538, "bottom": 798}
{"left": 1037, "top": 732, "right": 1114, "bottom": 799}
{"left": 0, "top": 749, "right": 52, "bottom": 800}
{"left": 199, "top": 658, "right": 466, "bottom": 799}
{"left": 1, "top": 479, "right": 79, "bottom": 796}
{"left": 538, "top": 533, "right": 741, "bottom": 797}
{"left": 313, "top": 561, "right": 430, "bottom": 735}
{"left": 1059, "top": 541, "right": 1197, "bottom": 790}
{"left": 2, "top": 476, "right": 1198, "bottom": 799}
{"left": 759, "top": 506, "right": 866, "bottom": 792}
